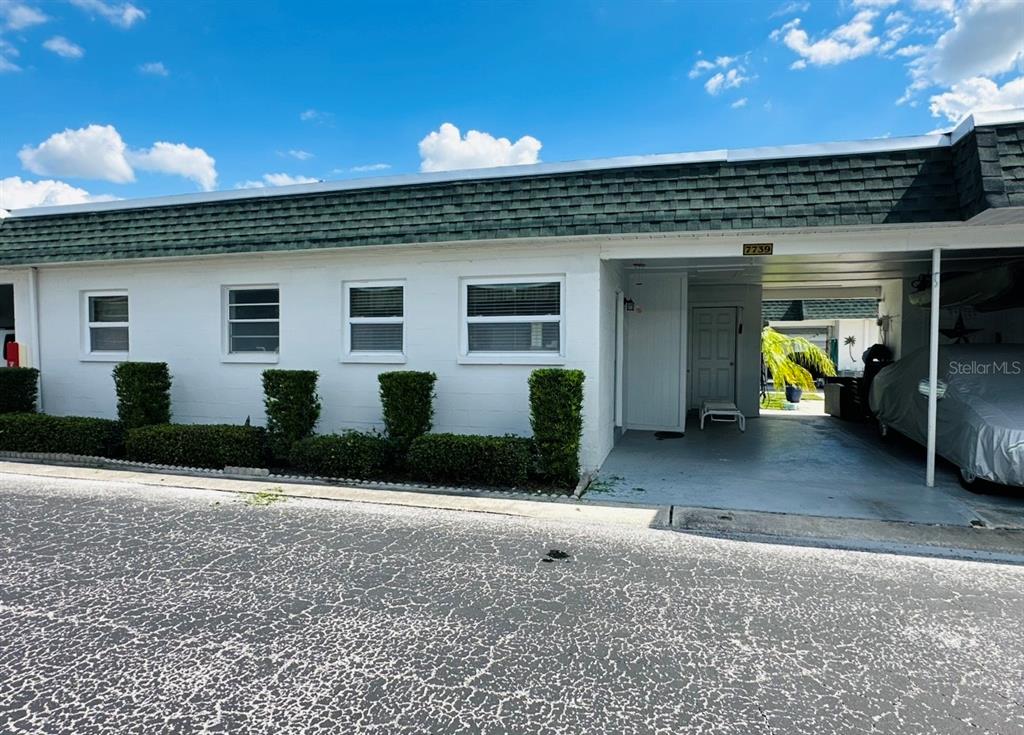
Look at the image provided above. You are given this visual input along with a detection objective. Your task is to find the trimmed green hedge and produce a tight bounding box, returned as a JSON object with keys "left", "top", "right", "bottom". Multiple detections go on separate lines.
{"left": 290, "top": 432, "right": 391, "bottom": 479}
{"left": 125, "top": 424, "right": 267, "bottom": 469}
{"left": 407, "top": 433, "right": 533, "bottom": 488}
{"left": 112, "top": 362, "right": 172, "bottom": 429}
{"left": 263, "top": 369, "right": 321, "bottom": 460}
{"left": 0, "top": 368, "right": 40, "bottom": 414}
{"left": 378, "top": 371, "right": 436, "bottom": 450}
{"left": 529, "top": 368, "right": 585, "bottom": 488}
{"left": 0, "top": 413, "right": 124, "bottom": 457}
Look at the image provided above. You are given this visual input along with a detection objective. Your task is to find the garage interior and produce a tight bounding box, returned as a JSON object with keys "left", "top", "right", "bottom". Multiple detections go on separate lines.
{"left": 598, "top": 246, "right": 1024, "bottom": 529}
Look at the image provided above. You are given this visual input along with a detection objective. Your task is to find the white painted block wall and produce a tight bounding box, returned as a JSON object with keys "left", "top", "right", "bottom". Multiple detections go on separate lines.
{"left": 33, "top": 242, "right": 612, "bottom": 470}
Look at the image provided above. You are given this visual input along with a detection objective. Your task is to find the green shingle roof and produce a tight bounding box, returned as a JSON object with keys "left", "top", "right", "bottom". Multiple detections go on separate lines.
{"left": 764, "top": 298, "right": 880, "bottom": 321}
{"left": 1, "top": 122, "right": 1021, "bottom": 266}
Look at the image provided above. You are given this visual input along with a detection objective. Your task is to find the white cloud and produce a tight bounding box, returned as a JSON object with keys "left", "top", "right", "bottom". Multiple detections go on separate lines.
{"left": 688, "top": 59, "right": 716, "bottom": 79}
{"left": 239, "top": 173, "right": 320, "bottom": 188}
{"left": 688, "top": 55, "right": 737, "bottom": 79}
{"left": 772, "top": 11, "right": 881, "bottom": 67}
{"left": 689, "top": 53, "right": 752, "bottom": 96}
{"left": 1, "top": 1, "right": 46, "bottom": 29}
{"left": 898, "top": 0, "right": 1024, "bottom": 111}
{"left": 262, "top": 172, "right": 319, "bottom": 186}
{"left": 0, "top": 39, "right": 20, "bottom": 72}
{"left": 138, "top": 61, "right": 168, "bottom": 76}
{"left": 129, "top": 142, "right": 218, "bottom": 191}
{"left": 705, "top": 67, "right": 750, "bottom": 95}
{"left": 895, "top": 44, "right": 927, "bottom": 58}
{"left": 19, "top": 124, "right": 135, "bottom": 183}
{"left": 913, "top": 0, "right": 1024, "bottom": 86}
{"left": 912, "top": 0, "right": 955, "bottom": 14}
{"left": 852, "top": 0, "right": 898, "bottom": 7}
{"left": 880, "top": 11, "right": 912, "bottom": 53}
{"left": 731, "top": 97, "right": 748, "bottom": 109}
{"left": 284, "top": 149, "right": 313, "bottom": 161}
{"left": 42, "top": 36, "right": 84, "bottom": 59}
{"left": 350, "top": 163, "right": 391, "bottom": 173}
{"left": 418, "top": 122, "right": 541, "bottom": 172}
{"left": 769, "top": 1, "right": 810, "bottom": 19}
{"left": 299, "top": 108, "right": 333, "bottom": 125}
{"left": 0, "top": 176, "right": 114, "bottom": 210}
{"left": 928, "top": 75, "right": 1024, "bottom": 122}
{"left": 69, "top": 0, "right": 144, "bottom": 28}
{"left": 18, "top": 124, "right": 219, "bottom": 191}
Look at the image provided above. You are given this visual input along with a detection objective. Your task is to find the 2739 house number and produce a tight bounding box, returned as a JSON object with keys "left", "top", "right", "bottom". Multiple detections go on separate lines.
{"left": 742, "top": 243, "right": 774, "bottom": 256}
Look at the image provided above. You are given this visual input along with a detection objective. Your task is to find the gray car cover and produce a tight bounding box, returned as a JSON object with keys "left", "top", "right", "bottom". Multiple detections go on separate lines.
{"left": 869, "top": 344, "right": 1024, "bottom": 486}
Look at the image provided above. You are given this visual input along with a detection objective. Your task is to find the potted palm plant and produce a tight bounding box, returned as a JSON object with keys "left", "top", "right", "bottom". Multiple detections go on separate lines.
{"left": 761, "top": 326, "right": 836, "bottom": 404}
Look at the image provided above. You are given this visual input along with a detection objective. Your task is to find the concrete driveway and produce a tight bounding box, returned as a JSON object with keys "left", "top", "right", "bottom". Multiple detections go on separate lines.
{"left": 595, "top": 416, "right": 1024, "bottom": 528}
{"left": 2, "top": 472, "right": 1023, "bottom": 734}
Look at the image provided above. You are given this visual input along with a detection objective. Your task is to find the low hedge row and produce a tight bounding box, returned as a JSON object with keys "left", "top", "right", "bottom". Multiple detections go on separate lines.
{"left": 125, "top": 423, "right": 267, "bottom": 470}
{"left": 407, "top": 433, "right": 534, "bottom": 488}
{"left": 0, "top": 413, "right": 124, "bottom": 457}
{"left": 289, "top": 432, "right": 392, "bottom": 479}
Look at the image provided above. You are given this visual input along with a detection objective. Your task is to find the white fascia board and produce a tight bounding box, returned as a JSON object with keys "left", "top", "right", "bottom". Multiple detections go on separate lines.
{"left": 727, "top": 134, "right": 948, "bottom": 163}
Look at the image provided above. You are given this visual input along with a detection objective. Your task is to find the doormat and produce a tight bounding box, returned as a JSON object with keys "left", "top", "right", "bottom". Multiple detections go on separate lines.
{"left": 654, "top": 431, "right": 685, "bottom": 440}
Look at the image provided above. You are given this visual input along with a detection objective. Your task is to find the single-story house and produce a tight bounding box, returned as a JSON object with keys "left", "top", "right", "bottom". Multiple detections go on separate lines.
{"left": 2, "top": 109, "right": 1023, "bottom": 483}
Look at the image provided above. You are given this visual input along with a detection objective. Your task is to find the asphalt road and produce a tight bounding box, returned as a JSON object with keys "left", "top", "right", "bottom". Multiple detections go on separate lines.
{"left": 1, "top": 473, "right": 1022, "bottom": 735}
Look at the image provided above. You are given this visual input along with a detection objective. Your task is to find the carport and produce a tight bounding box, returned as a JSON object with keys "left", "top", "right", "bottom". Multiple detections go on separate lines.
{"left": 597, "top": 238, "right": 1024, "bottom": 527}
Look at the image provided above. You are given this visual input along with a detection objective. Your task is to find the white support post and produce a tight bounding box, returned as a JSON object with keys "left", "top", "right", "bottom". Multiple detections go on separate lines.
{"left": 926, "top": 248, "right": 941, "bottom": 488}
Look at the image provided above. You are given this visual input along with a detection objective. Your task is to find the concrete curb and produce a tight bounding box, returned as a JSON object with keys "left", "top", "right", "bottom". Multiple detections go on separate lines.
{"left": 670, "top": 505, "right": 1024, "bottom": 565}
{"left": 2, "top": 458, "right": 1022, "bottom": 564}
{"left": 0, "top": 460, "right": 666, "bottom": 530}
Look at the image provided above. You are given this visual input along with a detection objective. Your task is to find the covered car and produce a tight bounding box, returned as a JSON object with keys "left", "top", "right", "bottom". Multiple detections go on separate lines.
{"left": 869, "top": 344, "right": 1024, "bottom": 487}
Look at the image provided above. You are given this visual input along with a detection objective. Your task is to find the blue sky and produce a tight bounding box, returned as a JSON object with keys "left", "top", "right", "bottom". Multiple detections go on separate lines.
{"left": 1, "top": 0, "right": 1021, "bottom": 208}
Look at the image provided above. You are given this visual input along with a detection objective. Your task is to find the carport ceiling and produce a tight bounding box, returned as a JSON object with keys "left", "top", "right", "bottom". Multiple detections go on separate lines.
{"left": 627, "top": 248, "right": 1024, "bottom": 285}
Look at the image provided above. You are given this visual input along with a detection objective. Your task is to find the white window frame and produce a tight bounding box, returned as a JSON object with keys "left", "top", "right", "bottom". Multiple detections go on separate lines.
{"left": 459, "top": 275, "right": 566, "bottom": 365}
{"left": 80, "top": 290, "right": 129, "bottom": 362}
{"left": 342, "top": 280, "right": 406, "bottom": 364}
{"left": 221, "top": 284, "right": 280, "bottom": 364}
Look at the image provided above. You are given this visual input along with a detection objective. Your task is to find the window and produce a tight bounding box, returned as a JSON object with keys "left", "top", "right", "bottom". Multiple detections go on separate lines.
{"left": 344, "top": 281, "right": 404, "bottom": 362}
{"left": 84, "top": 292, "right": 129, "bottom": 357}
{"left": 225, "top": 286, "right": 279, "bottom": 355}
{"left": 462, "top": 277, "right": 564, "bottom": 361}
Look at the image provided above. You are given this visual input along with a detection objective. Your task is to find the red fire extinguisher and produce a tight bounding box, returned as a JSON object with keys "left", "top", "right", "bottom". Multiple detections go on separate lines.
{"left": 3, "top": 339, "right": 19, "bottom": 367}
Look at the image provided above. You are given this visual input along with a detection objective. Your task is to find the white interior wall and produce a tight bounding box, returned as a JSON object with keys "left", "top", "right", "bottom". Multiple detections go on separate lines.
{"left": 900, "top": 278, "right": 1024, "bottom": 357}
{"left": 688, "top": 283, "right": 762, "bottom": 418}
{"left": 33, "top": 243, "right": 611, "bottom": 470}
{"left": 879, "top": 279, "right": 903, "bottom": 359}
{"left": 836, "top": 319, "right": 880, "bottom": 372}
{"left": 596, "top": 260, "right": 626, "bottom": 460}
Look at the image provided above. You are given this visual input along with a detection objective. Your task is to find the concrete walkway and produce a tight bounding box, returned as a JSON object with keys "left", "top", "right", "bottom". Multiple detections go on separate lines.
{"left": 595, "top": 417, "right": 1024, "bottom": 529}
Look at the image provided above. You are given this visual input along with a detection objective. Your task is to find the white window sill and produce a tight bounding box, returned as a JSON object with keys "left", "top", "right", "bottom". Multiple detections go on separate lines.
{"left": 457, "top": 353, "right": 566, "bottom": 366}
{"left": 80, "top": 352, "right": 128, "bottom": 363}
{"left": 221, "top": 353, "right": 280, "bottom": 364}
{"left": 341, "top": 353, "right": 407, "bottom": 365}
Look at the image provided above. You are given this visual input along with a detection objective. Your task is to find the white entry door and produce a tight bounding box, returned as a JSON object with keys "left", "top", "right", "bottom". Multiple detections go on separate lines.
{"left": 690, "top": 307, "right": 737, "bottom": 406}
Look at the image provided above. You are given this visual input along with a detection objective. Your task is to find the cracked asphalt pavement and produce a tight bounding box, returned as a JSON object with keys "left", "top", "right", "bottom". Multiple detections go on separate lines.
{"left": 1, "top": 472, "right": 1023, "bottom": 734}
